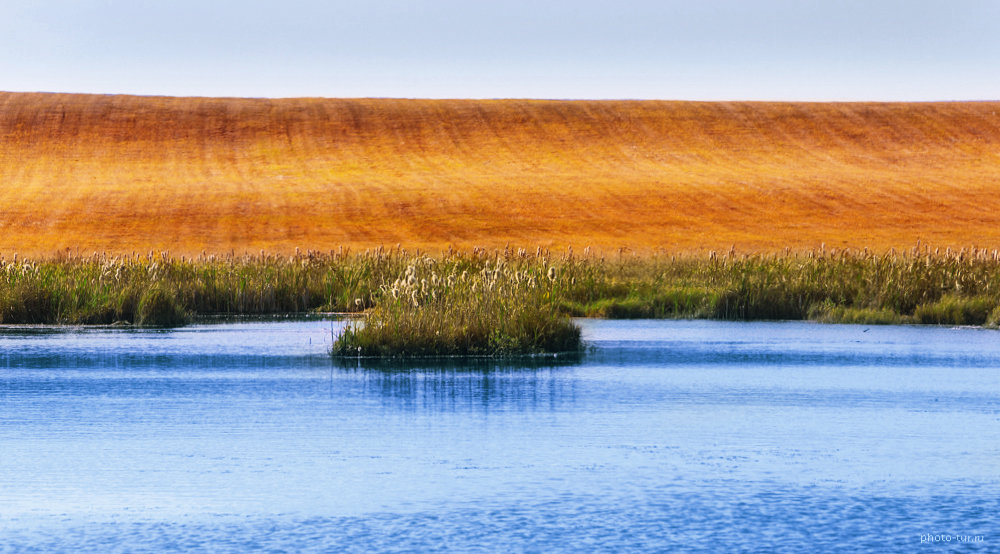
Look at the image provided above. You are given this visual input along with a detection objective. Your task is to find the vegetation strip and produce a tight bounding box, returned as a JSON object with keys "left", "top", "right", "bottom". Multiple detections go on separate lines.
{"left": 3, "top": 245, "right": 1000, "bottom": 356}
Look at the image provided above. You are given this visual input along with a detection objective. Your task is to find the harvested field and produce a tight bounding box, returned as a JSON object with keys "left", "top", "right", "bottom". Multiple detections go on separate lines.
{"left": 2, "top": 92, "right": 999, "bottom": 257}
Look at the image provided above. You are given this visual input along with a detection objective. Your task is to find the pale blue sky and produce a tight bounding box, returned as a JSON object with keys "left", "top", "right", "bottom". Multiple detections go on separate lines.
{"left": 2, "top": 0, "right": 998, "bottom": 100}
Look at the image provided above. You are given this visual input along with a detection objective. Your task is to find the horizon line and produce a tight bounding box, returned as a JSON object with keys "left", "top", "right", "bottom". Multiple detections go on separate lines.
{"left": 4, "top": 89, "right": 1000, "bottom": 104}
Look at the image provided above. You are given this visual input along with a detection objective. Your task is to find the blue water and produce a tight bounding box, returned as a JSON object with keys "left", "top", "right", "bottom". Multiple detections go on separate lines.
{"left": 1, "top": 319, "right": 998, "bottom": 552}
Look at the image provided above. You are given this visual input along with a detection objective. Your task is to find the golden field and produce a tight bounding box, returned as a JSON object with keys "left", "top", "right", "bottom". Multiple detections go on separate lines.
{"left": 2, "top": 91, "right": 999, "bottom": 257}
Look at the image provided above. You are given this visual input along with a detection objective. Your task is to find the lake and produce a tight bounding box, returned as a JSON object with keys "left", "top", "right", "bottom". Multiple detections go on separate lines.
{"left": 1, "top": 319, "right": 997, "bottom": 552}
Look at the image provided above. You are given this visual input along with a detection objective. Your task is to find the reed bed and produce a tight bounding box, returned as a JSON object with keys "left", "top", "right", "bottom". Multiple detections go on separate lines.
{"left": 552, "top": 244, "right": 1000, "bottom": 327}
{"left": 0, "top": 249, "right": 402, "bottom": 326}
{"left": 3, "top": 245, "right": 1000, "bottom": 354}
{"left": 332, "top": 254, "right": 582, "bottom": 357}
{"left": 553, "top": 244, "right": 1000, "bottom": 326}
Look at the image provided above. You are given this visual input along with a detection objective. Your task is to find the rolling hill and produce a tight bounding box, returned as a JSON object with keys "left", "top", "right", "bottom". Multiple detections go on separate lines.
{"left": 2, "top": 92, "right": 999, "bottom": 256}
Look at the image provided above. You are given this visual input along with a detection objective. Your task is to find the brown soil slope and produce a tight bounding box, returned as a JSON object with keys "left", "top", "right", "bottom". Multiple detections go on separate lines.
{"left": 2, "top": 92, "right": 1000, "bottom": 256}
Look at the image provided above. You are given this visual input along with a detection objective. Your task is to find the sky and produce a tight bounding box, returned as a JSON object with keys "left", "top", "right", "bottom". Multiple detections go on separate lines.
{"left": 1, "top": 0, "right": 998, "bottom": 101}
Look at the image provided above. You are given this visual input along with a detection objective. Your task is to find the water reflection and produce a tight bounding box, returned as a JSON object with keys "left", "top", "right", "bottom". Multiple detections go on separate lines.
{"left": 333, "top": 352, "right": 583, "bottom": 371}
{"left": 337, "top": 365, "right": 580, "bottom": 413}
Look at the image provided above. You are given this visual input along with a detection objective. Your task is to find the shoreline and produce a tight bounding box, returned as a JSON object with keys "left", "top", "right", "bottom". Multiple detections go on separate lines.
{"left": 3, "top": 247, "right": 1000, "bottom": 356}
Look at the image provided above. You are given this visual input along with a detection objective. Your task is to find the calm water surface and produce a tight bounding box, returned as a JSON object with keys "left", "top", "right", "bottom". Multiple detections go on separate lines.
{"left": 1, "top": 319, "right": 998, "bottom": 552}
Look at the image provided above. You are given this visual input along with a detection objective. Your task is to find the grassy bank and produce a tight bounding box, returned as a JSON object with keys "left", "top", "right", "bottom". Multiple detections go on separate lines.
{"left": 550, "top": 245, "right": 1000, "bottom": 327}
{"left": 0, "top": 249, "right": 402, "bottom": 326}
{"left": 4, "top": 246, "right": 1000, "bottom": 354}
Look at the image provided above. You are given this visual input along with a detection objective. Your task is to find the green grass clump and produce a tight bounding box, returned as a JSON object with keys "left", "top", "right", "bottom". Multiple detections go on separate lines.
{"left": 136, "top": 285, "right": 190, "bottom": 326}
{"left": 807, "top": 301, "right": 904, "bottom": 325}
{"left": 333, "top": 257, "right": 581, "bottom": 357}
{"left": 913, "top": 294, "right": 995, "bottom": 326}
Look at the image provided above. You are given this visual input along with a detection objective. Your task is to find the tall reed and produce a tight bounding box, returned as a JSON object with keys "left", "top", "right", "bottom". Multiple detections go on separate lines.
{"left": 3, "top": 245, "right": 1000, "bottom": 336}
{"left": 332, "top": 254, "right": 582, "bottom": 357}
{"left": 0, "top": 248, "right": 402, "bottom": 326}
